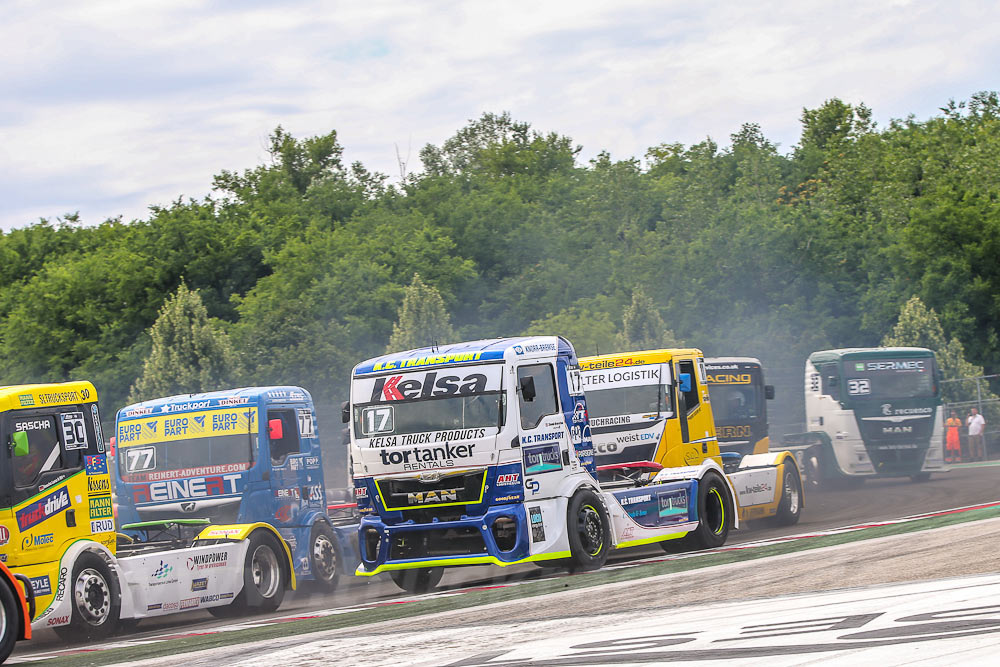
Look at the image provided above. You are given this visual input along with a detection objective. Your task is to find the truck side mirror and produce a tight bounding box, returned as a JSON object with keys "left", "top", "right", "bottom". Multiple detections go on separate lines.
{"left": 341, "top": 401, "right": 350, "bottom": 424}
{"left": 678, "top": 373, "right": 692, "bottom": 393}
{"left": 12, "top": 430, "right": 29, "bottom": 457}
{"left": 765, "top": 385, "right": 775, "bottom": 400}
{"left": 519, "top": 376, "right": 537, "bottom": 402}
{"left": 268, "top": 418, "right": 283, "bottom": 440}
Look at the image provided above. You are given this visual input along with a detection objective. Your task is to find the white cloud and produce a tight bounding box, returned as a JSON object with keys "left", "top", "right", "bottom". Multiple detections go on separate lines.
{"left": 1, "top": 0, "right": 998, "bottom": 229}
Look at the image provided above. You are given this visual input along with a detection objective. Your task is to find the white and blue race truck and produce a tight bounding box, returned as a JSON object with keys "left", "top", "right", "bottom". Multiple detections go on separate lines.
{"left": 346, "top": 337, "right": 739, "bottom": 593}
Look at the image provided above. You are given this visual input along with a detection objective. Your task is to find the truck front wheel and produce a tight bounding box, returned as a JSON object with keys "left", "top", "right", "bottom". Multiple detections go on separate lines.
{"left": 390, "top": 568, "right": 444, "bottom": 594}
{"left": 53, "top": 552, "right": 121, "bottom": 641}
{"left": 0, "top": 576, "right": 22, "bottom": 662}
{"left": 675, "top": 472, "right": 732, "bottom": 551}
{"left": 566, "top": 489, "right": 611, "bottom": 572}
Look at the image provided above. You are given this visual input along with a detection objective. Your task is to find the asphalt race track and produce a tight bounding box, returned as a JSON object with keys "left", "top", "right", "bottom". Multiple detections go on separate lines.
{"left": 13, "top": 462, "right": 1000, "bottom": 662}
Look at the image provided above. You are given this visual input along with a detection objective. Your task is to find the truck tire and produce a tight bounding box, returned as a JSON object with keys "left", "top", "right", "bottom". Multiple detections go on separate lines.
{"left": 804, "top": 446, "right": 826, "bottom": 490}
{"left": 566, "top": 489, "right": 611, "bottom": 572}
{"left": 53, "top": 552, "right": 121, "bottom": 641}
{"left": 0, "top": 577, "right": 20, "bottom": 663}
{"left": 231, "top": 531, "right": 287, "bottom": 614}
{"left": 389, "top": 568, "right": 444, "bottom": 594}
{"left": 773, "top": 463, "right": 803, "bottom": 526}
{"left": 910, "top": 472, "right": 931, "bottom": 483}
{"left": 676, "top": 471, "right": 732, "bottom": 551}
{"left": 308, "top": 522, "right": 341, "bottom": 592}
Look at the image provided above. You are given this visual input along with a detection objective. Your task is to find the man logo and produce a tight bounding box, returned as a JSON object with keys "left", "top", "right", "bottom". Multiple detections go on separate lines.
{"left": 881, "top": 404, "right": 893, "bottom": 416}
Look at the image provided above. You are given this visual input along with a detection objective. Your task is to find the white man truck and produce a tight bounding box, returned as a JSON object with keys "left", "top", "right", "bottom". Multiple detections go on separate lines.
{"left": 781, "top": 347, "right": 947, "bottom": 487}
{"left": 346, "top": 337, "right": 740, "bottom": 593}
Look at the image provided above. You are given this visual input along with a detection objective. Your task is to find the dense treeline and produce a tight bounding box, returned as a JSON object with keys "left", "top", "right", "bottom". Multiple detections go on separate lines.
{"left": 3, "top": 94, "right": 999, "bottom": 418}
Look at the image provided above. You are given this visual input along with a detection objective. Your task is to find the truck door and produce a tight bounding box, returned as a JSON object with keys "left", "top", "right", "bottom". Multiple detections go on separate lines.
{"left": 4, "top": 406, "right": 105, "bottom": 565}
{"left": 675, "top": 358, "right": 701, "bottom": 445}
{"left": 516, "top": 362, "right": 568, "bottom": 500}
{"left": 265, "top": 405, "right": 321, "bottom": 527}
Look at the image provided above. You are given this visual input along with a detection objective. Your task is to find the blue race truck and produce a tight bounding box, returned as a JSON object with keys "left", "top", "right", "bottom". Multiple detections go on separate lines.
{"left": 115, "top": 386, "right": 358, "bottom": 591}
{"left": 346, "top": 337, "right": 739, "bottom": 593}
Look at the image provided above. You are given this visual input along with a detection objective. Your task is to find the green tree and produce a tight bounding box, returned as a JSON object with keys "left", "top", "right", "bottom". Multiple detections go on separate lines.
{"left": 386, "top": 274, "right": 455, "bottom": 353}
{"left": 524, "top": 303, "right": 618, "bottom": 358}
{"left": 881, "top": 296, "right": 991, "bottom": 404}
{"left": 617, "top": 289, "right": 683, "bottom": 352}
{"left": 128, "top": 284, "right": 236, "bottom": 403}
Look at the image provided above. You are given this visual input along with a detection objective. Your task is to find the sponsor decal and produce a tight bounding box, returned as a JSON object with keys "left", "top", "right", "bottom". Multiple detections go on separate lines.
{"left": 580, "top": 356, "right": 647, "bottom": 371}
{"left": 29, "top": 575, "right": 52, "bottom": 596}
{"left": 494, "top": 494, "right": 523, "bottom": 503}
{"left": 529, "top": 506, "right": 545, "bottom": 542}
{"left": 191, "top": 578, "right": 209, "bottom": 591}
{"left": 405, "top": 488, "right": 461, "bottom": 505}
{"left": 862, "top": 360, "right": 926, "bottom": 371}
{"left": 16, "top": 487, "right": 71, "bottom": 531}
{"left": 289, "top": 457, "right": 302, "bottom": 471}
{"left": 47, "top": 615, "right": 70, "bottom": 627}
{"left": 658, "top": 490, "right": 688, "bottom": 521}
{"left": 523, "top": 444, "right": 562, "bottom": 475}
{"left": 372, "top": 351, "right": 486, "bottom": 372}
{"left": 200, "top": 592, "right": 234, "bottom": 603}
{"left": 521, "top": 431, "right": 561, "bottom": 445}
{"left": 718, "top": 425, "right": 752, "bottom": 439}
{"left": 187, "top": 552, "right": 229, "bottom": 570}
{"left": 370, "top": 371, "right": 488, "bottom": 402}
{"left": 162, "top": 601, "right": 179, "bottom": 611}
{"left": 85, "top": 455, "right": 109, "bottom": 476}
{"left": 582, "top": 367, "right": 661, "bottom": 389}
{"left": 0, "top": 526, "right": 8, "bottom": 546}
{"left": 88, "top": 476, "right": 111, "bottom": 493}
{"left": 37, "top": 390, "right": 80, "bottom": 405}
{"left": 125, "top": 463, "right": 250, "bottom": 483}
{"left": 369, "top": 428, "right": 488, "bottom": 448}
{"left": 218, "top": 397, "right": 249, "bottom": 406}
{"left": 496, "top": 473, "right": 520, "bottom": 486}
{"left": 147, "top": 603, "right": 163, "bottom": 611}
{"left": 54, "top": 567, "right": 68, "bottom": 601}
{"left": 18, "top": 394, "right": 35, "bottom": 406}
{"left": 152, "top": 560, "right": 173, "bottom": 579}
{"left": 89, "top": 495, "right": 114, "bottom": 519}
{"left": 38, "top": 474, "right": 68, "bottom": 492}
{"left": 123, "top": 406, "right": 153, "bottom": 417}
{"left": 305, "top": 456, "right": 321, "bottom": 468}
{"left": 307, "top": 485, "right": 323, "bottom": 502}
{"left": 706, "top": 373, "right": 752, "bottom": 384}
{"left": 276, "top": 487, "right": 300, "bottom": 499}
{"left": 705, "top": 363, "right": 741, "bottom": 371}
{"left": 354, "top": 486, "right": 368, "bottom": 499}
{"left": 573, "top": 401, "right": 587, "bottom": 423}
{"left": 132, "top": 473, "right": 242, "bottom": 503}
{"left": 180, "top": 597, "right": 200, "bottom": 609}
{"left": 202, "top": 527, "right": 242, "bottom": 539}
{"left": 883, "top": 426, "right": 914, "bottom": 434}
{"left": 513, "top": 342, "right": 557, "bottom": 355}
{"left": 161, "top": 400, "right": 211, "bottom": 413}
{"left": 378, "top": 443, "right": 477, "bottom": 471}
{"left": 91, "top": 519, "right": 114, "bottom": 533}
{"left": 525, "top": 479, "right": 541, "bottom": 495}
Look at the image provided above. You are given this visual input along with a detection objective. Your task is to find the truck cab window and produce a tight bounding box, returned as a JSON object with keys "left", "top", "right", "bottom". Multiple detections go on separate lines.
{"left": 267, "top": 409, "right": 299, "bottom": 465}
{"left": 517, "top": 364, "right": 558, "bottom": 429}
{"left": 677, "top": 359, "right": 700, "bottom": 413}
{"left": 819, "top": 364, "right": 840, "bottom": 400}
{"left": 11, "top": 414, "right": 77, "bottom": 489}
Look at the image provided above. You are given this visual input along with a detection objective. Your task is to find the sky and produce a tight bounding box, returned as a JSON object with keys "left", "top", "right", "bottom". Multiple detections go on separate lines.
{"left": 1, "top": 0, "right": 998, "bottom": 231}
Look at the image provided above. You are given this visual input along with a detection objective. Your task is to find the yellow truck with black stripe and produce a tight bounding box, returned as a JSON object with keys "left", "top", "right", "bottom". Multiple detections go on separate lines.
{"left": 0, "top": 382, "right": 296, "bottom": 643}
{"left": 705, "top": 357, "right": 775, "bottom": 457}
{"left": 579, "top": 349, "right": 803, "bottom": 533}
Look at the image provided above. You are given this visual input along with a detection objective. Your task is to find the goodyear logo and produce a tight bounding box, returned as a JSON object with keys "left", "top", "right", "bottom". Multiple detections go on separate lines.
{"left": 18, "top": 394, "right": 35, "bottom": 406}
{"left": 89, "top": 495, "right": 113, "bottom": 519}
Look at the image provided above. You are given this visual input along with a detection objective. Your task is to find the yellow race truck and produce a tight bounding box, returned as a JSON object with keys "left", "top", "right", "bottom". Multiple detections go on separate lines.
{"left": 0, "top": 382, "right": 296, "bottom": 642}
{"left": 579, "top": 349, "right": 803, "bottom": 538}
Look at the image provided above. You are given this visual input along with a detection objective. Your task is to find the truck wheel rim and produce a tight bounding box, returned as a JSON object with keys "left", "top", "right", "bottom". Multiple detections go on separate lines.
{"left": 312, "top": 534, "right": 337, "bottom": 581}
{"left": 707, "top": 487, "right": 726, "bottom": 535}
{"left": 74, "top": 568, "right": 111, "bottom": 626}
{"left": 579, "top": 504, "right": 604, "bottom": 556}
{"left": 251, "top": 545, "right": 280, "bottom": 599}
{"left": 784, "top": 471, "right": 800, "bottom": 514}
{"left": 0, "top": 597, "right": 7, "bottom": 638}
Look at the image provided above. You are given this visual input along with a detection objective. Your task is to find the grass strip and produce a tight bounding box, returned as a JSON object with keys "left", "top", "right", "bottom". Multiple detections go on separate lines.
{"left": 31, "top": 504, "right": 1000, "bottom": 667}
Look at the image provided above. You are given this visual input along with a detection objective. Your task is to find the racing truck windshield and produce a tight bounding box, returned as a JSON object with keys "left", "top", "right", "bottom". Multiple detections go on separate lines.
{"left": 843, "top": 357, "right": 937, "bottom": 400}
{"left": 707, "top": 384, "right": 759, "bottom": 422}
{"left": 354, "top": 393, "right": 504, "bottom": 438}
{"left": 585, "top": 384, "right": 670, "bottom": 420}
{"left": 118, "top": 433, "right": 254, "bottom": 483}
